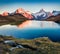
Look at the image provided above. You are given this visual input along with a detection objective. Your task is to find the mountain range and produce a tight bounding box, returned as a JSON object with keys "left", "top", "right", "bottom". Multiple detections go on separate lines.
{"left": 0, "top": 8, "right": 33, "bottom": 19}
{"left": 32, "top": 9, "right": 60, "bottom": 20}
{"left": 0, "top": 8, "right": 60, "bottom": 25}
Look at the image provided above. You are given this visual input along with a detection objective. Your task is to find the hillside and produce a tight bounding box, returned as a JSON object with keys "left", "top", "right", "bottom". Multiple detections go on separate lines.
{"left": 0, "top": 35, "right": 60, "bottom": 54}
{"left": 0, "top": 13, "right": 28, "bottom": 25}
{"left": 45, "top": 15, "right": 60, "bottom": 23}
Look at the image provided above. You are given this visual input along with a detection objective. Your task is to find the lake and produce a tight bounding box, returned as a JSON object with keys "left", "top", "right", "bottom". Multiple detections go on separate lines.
{"left": 0, "top": 20, "right": 60, "bottom": 42}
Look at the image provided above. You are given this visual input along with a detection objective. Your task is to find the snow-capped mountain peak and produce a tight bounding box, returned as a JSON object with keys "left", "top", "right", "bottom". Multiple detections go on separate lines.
{"left": 39, "top": 9, "right": 45, "bottom": 13}
{"left": 16, "top": 8, "right": 25, "bottom": 14}
{"left": 32, "top": 9, "right": 48, "bottom": 20}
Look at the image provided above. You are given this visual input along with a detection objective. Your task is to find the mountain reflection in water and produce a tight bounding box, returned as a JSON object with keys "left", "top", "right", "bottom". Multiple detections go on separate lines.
{"left": 0, "top": 20, "right": 60, "bottom": 42}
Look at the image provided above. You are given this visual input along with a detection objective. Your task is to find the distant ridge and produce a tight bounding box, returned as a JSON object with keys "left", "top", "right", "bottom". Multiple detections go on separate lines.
{"left": 0, "top": 8, "right": 60, "bottom": 24}
{"left": 0, "top": 8, "right": 33, "bottom": 19}
{"left": 0, "top": 8, "right": 60, "bottom": 20}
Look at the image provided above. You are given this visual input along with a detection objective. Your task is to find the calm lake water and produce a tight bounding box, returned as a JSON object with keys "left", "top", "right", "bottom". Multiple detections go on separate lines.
{"left": 0, "top": 20, "right": 60, "bottom": 42}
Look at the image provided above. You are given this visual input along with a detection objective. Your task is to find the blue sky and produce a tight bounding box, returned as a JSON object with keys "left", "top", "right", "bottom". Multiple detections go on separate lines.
{"left": 0, "top": 0, "right": 60, "bottom": 13}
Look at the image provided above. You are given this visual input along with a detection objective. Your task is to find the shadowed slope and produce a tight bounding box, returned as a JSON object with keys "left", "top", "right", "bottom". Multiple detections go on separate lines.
{"left": 45, "top": 15, "right": 60, "bottom": 23}
{"left": 0, "top": 13, "right": 28, "bottom": 25}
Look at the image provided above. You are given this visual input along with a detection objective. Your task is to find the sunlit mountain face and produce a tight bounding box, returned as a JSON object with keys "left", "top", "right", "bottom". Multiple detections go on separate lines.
{"left": 15, "top": 8, "right": 33, "bottom": 19}
{"left": 0, "top": 8, "right": 33, "bottom": 19}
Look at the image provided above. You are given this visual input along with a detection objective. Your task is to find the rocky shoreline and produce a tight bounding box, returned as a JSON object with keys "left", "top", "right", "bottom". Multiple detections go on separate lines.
{"left": 0, "top": 35, "right": 60, "bottom": 54}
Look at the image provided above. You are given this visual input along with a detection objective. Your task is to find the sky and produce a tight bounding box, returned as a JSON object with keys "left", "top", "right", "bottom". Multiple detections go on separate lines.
{"left": 0, "top": 0, "right": 60, "bottom": 14}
